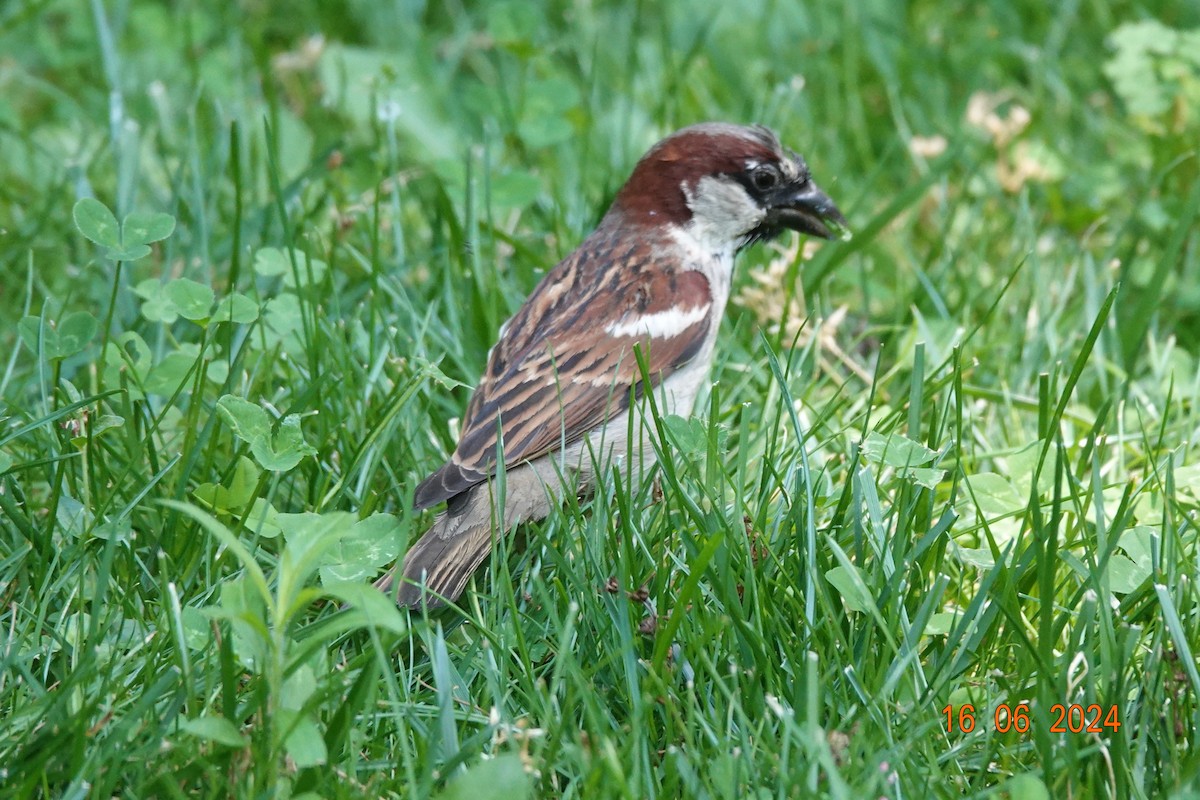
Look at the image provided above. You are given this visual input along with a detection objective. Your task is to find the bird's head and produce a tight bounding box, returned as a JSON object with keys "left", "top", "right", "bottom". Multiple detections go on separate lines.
{"left": 608, "top": 122, "right": 849, "bottom": 250}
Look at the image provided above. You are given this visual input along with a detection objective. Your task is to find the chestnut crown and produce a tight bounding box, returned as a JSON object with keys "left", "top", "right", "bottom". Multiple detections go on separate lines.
{"left": 608, "top": 122, "right": 849, "bottom": 248}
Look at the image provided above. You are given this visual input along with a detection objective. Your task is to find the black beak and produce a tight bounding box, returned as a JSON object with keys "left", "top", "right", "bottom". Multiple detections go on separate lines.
{"left": 768, "top": 181, "right": 850, "bottom": 241}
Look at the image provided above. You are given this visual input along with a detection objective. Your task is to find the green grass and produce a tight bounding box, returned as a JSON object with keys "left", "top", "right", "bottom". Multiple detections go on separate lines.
{"left": 2, "top": 0, "right": 1200, "bottom": 797}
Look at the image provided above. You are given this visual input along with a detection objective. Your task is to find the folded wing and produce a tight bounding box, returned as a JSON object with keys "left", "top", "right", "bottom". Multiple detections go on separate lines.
{"left": 413, "top": 236, "right": 713, "bottom": 510}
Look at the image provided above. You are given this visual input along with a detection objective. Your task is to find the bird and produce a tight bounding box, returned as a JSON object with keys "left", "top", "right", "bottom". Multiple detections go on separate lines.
{"left": 378, "top": 122, "right": 849, "bottom": 609}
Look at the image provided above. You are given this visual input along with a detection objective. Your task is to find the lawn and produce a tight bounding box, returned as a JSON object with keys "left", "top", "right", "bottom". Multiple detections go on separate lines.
{"left": 2, "top": 0, "right": 1199, "bottom": 797}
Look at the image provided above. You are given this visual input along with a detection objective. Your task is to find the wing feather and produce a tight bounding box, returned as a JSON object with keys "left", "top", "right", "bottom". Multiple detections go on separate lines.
{"left": 413, "top": 235, "right": 712, "bottom": 510}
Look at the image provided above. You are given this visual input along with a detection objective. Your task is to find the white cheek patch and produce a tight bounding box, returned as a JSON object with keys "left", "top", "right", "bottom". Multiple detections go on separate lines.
{"left": 604, "top": 303, "right": 710, "bottom": 339}
{"left": 686, "top": 175, "right": 765, "bottom": 245}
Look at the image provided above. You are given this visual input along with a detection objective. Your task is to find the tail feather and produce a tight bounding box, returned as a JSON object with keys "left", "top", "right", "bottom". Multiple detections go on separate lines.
{"left": 384, "top": 513, "right": 494, "bottom": 609}
{"left": 377, "top": 460, "right": 560, "bottom": 610}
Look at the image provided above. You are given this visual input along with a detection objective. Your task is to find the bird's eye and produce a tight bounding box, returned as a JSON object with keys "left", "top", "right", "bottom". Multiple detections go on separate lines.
{"left": 751, "top": 166, "right": 780, "bottom": 192}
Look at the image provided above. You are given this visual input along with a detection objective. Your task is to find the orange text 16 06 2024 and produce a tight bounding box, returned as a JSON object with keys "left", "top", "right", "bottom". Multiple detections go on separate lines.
{"left": 942, "top": 703, "right": 1121, "bottom": 735}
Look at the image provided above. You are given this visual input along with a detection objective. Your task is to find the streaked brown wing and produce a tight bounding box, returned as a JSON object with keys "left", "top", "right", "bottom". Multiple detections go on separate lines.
{"left": 413, "top": 242, "right": 712, "bottom": 510}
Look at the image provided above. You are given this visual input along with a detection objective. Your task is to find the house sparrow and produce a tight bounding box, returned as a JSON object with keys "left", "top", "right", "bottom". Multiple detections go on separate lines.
{"left": 380, "top": 122, "right": 849, "bottom": 609}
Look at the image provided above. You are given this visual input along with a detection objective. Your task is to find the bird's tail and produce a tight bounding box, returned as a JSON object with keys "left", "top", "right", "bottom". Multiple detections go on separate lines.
{"left": 376, "top": 462, "right": 558, "bottom": 609}
{"left": 376, "top": 505, "right": 494, "bottom": 609}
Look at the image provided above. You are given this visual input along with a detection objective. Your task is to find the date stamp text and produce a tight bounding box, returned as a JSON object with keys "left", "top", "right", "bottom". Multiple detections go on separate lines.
{"left": 942, "top": 703, "right": 1121, "bottom": 734}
